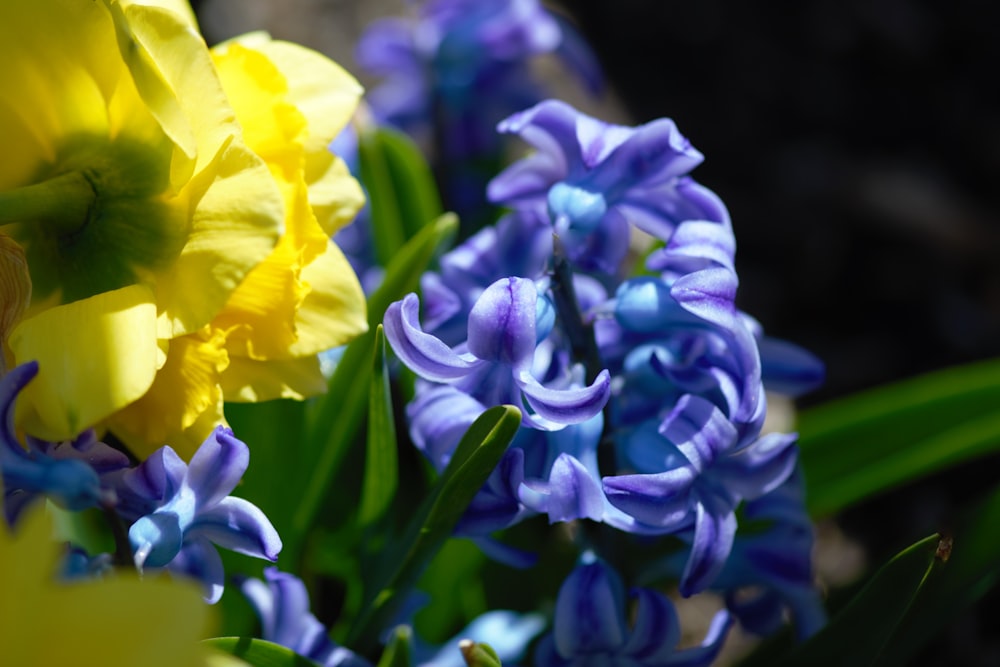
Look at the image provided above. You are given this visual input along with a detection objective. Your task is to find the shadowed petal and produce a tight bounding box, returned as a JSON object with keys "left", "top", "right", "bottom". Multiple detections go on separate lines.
{"left": 554, "top": 561, "right": 628, "bottom": 656}
{"left": 716, "top": 432, "right": 799, "bottom": 501}
{"left": 664, "top": 610, "right": 733, "bottom": 667}
{"left": 171, "top": 536, "right": 226, "bottom": 604}
{"left": 521, "top": 453, "right": 605, "bottom": 523}
{"left": 757, "top": 336, "right": 826, "bottom": 397}
{"left": 680, "top": 497, "right": 738, "bottom": 597}
{"left": 620, "top": 588, "right": 681, "bottom": 662}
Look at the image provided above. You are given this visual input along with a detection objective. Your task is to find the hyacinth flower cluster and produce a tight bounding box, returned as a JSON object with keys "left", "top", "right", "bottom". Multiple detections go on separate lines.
{"left": 383, "top": 97, "right": 827, "bottom": 654}
{"left": 356, "top": 0, "right": 600, "bottom": 224}
{"left": 0, "top": 361, "right": 280, "bottom": 605}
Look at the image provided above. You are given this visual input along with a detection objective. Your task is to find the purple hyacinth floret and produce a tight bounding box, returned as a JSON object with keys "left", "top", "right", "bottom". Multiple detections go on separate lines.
{"left": 242, "top": 567, "right": 371, "bottom": 667}
{"left": 534, "top": 556, "right": 732, "bottom": 667}
{"left": 357, "top": 0, "right": 599, "bottom": 161}
{"left": 119, "top": 426, "right": 282, "bottom": 603}
{"left": 420, "top": 208, "right": 552, "bottom": 347}
{"left": 600, "top": 266, "right": 765, "bottom": 442}
{"left": 713, "top": 467, "right": 827, "bottom": 640}
{"left": 383, "top": 276, "right": 610, "bottom": 430}
{"left": 603, "top": 395, "right": 798, "bottom": 596}
{"left": 0, "top": 362, "right": 129, "bottom": 524}
{"left": 488, "top": 100, "right": 729, "bottom": 273}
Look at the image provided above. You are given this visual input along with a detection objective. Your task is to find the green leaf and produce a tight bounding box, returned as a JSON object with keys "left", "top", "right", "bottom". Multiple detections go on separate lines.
{"left": 763, "top": 533, "right": 945, "bottom": 667}
{"left": 290, "top": 213, "right": 457, "bottom": 565}
{"left": 359, "top": 325, "right": 399, "bottom": 528}
{"left": 358, "top": 128, "right": 406, "bottom": 266}
{"left": 348, "top": 405, "right": 522, "bottom": 653}
{"left": 203, "top": 637, "right": 320, "bottom": 667}
{"left": 872, "top": 484, "right": 1000, "bottom": 666}
{"left": 377, "top": 626, "right": 414, "bottom": 667}
{"left": 359, "top": 126, "right": 443, "bottom": 266}
{"left": 375, "top": 127, "right": 443, "bottom": 241}
{"left": 460, "top": 640, "right": 503, "bottom": 667}
{"left": 797, "top": 357, "right": 1000, "bottom": 516}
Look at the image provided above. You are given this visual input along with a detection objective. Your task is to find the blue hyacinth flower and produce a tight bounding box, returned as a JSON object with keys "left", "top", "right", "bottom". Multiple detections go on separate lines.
{"left": 241, "top": 567, "right": 371, "bottom": 667}
{"left": 488, "top": 100, "right": 729, "bottom": 273}
{"left": 384, "top": 277, "right": 610, "bottom": 430}
{"left": 121, "top": 426, "right": 282, "bottom": 603}
{"left": 534, "top": 557, "right": 732, "bottom": 666}
{"left": 603, "top": 395, "right": 798, "bottom": 596}
{"left": 0, "top": 362, "right": 129, "bottom": 524}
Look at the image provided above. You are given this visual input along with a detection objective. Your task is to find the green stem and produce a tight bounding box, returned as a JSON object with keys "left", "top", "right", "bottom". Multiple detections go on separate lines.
{"left": 0, "top": 171, "right": 94, "bottom": 231}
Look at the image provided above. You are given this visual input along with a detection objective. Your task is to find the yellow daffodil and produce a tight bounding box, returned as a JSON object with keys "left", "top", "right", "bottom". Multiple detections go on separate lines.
{"left": 108, "top": 27, "right": 368, "bottom": 457}
{"left": 1, "top": 504, "right": 243, "bottom": 667}
{"left": 0, "top": 0, "right": 283, "bottom": 442}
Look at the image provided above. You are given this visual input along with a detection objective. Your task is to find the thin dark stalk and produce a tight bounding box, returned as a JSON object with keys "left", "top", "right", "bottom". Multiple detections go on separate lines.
{"left": 549, "top": 234, "right": 604, "bottom": 385}
{"left": 102, "top": 505, "right": 134, "bottom": 569}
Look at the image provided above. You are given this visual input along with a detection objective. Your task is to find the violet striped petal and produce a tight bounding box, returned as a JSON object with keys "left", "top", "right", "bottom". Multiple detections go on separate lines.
{"left": 647, "top": 219, "right": 736, "bottom": 274}
{"left": 680, "top": 497, "right": 738, "bottom": 597}
{"left": 383, "top": 294, "right": 484, "bottom": 382}
{"left": 669, "top": 267, "right": 739, "bottom": 331}
{"left": 588, "top": 118, "right": 703, "bottom": 193}
{"left": 531, "top": 453, "right": 605, "bottom": 523}
{"left": 516, "top": 369, "right": 610, "bottom": 427}
{"left": 495, "top": 100, "right": 580, "bottom": 175}
{"left": 467, "top": 277, "right": 538, "bottom": 370}
{"left": 486, "top": 151, "right": 565, "bottom": 205}
{"left": 189, "top": 496, "right": 282, "bottom": 561}
{"left": 659, "top": 395, "right": 739, "bottom": 471}
{"left": 185, "top": 426, "right": 249, "bottom": 508}
{"left": 602, "top": 468, "right": 697, "bottom": 530}
{"left": 716, "top": 432, "right": 799, "bottom": 501}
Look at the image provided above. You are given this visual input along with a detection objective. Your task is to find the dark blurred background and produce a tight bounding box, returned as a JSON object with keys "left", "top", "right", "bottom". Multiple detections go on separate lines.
{"left": 559, "top": 0, "right": 1000, "bottom": 406}
{"left": 193, "top": 1, "right": 1000, "bottom": 663}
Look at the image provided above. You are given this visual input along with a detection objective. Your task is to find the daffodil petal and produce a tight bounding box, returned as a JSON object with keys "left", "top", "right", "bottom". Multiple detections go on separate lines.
{"left": 286, "top": 240, "right": 368, "bottom": 357}
{"left": 0, "top": 0, "right": 118, "bottom": 187}
{"left": 156, "top": 140, "right": 283, "bottom": 339}
{"left": 109, "top": 0, "right": 242, "bottom": 186}
{"left": 220, "top": 355, "right": 327, "bottom": 402}
{"left": 306, "top": 153, "right": 366, "bottom": 236}
{"left": 109, "top": 326, "right": 229, "bottom": 460}
{"left": 1, "top": 506, "right": 217, "bottom": 667}
{"left": 213, "top": 178, "right": 334, "bottom": 361}
{"left": 9, "top": 285, "right": 160, "bottom": 441}
{"left": 120, "top": 0, "right": 199, "bottom": 31}
{"left": 242, "top": 38, "right": 363, "bottom": 157}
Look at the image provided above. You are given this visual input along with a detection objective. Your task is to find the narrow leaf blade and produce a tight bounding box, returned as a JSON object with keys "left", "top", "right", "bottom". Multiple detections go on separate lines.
{"left": 359, "top": 325, "right": 399, "bottom": 528}
{"left": 203, "top": 637, "right": 320, "bottom": 667}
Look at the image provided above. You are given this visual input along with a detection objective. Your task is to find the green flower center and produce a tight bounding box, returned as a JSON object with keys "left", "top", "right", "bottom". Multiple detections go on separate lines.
{"left": 0, "top": 133, "right": 189, "bottom": 305}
